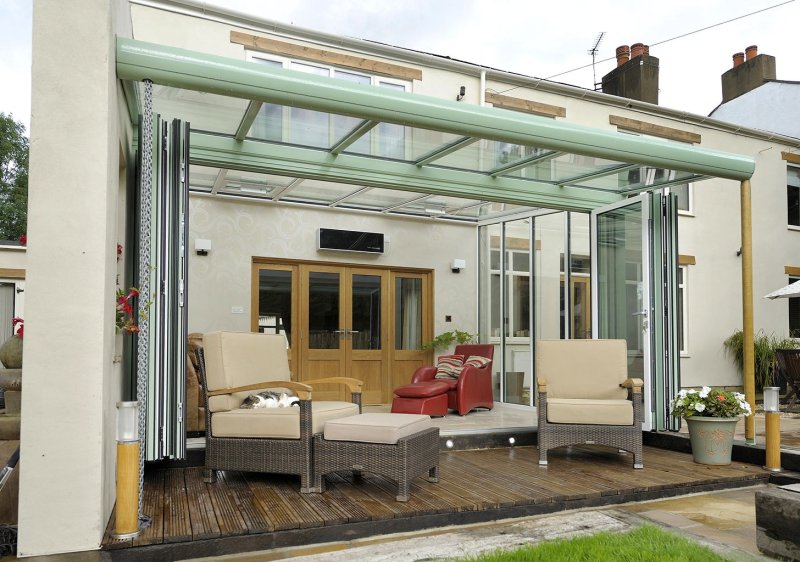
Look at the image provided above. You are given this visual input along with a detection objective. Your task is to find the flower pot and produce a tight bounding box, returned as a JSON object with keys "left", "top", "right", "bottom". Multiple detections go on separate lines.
{"left": 685, "top": 416, "right": 739, "bottom": 465}
{"left": 0, "top": 334, "right": 22, "bottom": 369}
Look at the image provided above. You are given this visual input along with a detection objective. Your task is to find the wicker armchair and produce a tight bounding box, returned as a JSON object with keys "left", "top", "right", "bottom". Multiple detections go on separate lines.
{"left": 536, "top": 339, "right": 643, "bottom": 468}
{"left": 196, "top": 331, "right": 362, "bottom": 492}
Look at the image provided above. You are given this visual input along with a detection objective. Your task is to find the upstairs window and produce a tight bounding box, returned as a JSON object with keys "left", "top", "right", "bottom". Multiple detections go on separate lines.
{"left": 788, "top": 166, "right": 800, "bottom": 227}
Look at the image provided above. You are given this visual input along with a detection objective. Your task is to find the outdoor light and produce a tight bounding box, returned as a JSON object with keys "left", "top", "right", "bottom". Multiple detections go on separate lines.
{"left": 113, "top": 401, "right": 142, "bottom": 539}
{"left": 508, "top": 437, "right": 516, "bottom": 446}
{"left": 195, "top": 238, "right": 211, "bottom": 256}
{"left": 451, "top": 259, "right": 466, "bottom": 273}
{"left": 763, "top": 387, "right": 782, "bottom": 472}
{"left": 456, "top": 85, "right": 466, "bottom": 101}
{"left": 445, "top": 439, "right": 454, "bottom": 449}
{"left": 763, "top": 387, "right": 780, "bottom": 413}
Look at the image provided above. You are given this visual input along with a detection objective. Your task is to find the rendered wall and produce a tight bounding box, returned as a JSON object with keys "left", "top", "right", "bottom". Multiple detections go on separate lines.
{"left": 187, "top": 197, "right": 477, "bottom": 336}
{"left": 20, "top": 0, "right": 133, "bottom": 555}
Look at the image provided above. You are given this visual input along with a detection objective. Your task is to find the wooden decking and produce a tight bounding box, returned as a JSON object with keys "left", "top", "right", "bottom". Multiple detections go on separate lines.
{"left": 102, "top": 444, "right": 768, "bottom": 561}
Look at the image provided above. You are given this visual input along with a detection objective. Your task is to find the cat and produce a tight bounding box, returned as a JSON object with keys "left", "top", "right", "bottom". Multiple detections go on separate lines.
{"left": 240, "top": 390, "right": 299, "bottom": 409}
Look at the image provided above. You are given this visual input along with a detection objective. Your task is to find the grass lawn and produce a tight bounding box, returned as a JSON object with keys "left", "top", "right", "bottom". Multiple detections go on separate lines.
{"left": 459, "top": 524, "right": 741, "bottom": 561}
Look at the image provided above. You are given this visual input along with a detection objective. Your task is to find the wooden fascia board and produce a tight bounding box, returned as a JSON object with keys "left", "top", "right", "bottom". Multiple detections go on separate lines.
{"left": 785, "top": 265, "right": 800, "bottom": 277}
{"left": 230, "top": 31, "right": 422, "bottom": 81}
{"left": 609, "top": 115, "right": 701, "bottom": 144}
{"left": 0, "top": 268, "right": 25, "bottom": 279}
{"left": 781, "top": 152, "right": 800, "bottom": 165}
{"left": 485, "top": 92, "right": 566, "bottom": 118}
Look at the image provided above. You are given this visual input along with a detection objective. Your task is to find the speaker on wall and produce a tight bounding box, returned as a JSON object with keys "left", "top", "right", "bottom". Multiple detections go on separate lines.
{"left": 318, "top": 228, "right": 384, "bottom": 254}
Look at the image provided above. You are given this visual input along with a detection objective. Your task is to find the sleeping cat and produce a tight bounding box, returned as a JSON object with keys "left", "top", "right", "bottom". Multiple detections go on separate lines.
{"left": 240, "top": 390, "right": 299, "bottom": 409}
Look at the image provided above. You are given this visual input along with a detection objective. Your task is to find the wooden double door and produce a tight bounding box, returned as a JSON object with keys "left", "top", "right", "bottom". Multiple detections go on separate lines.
{"left": 252, "top": 260, "right": 432, "bottom": 404}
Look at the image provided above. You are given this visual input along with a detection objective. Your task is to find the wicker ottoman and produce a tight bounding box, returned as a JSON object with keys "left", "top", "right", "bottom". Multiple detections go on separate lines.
{"left": 312, "top": 413, "right": 440, "bottom": 501}
{"left": 391, "top": 381, "right": 450, "bottom": 416}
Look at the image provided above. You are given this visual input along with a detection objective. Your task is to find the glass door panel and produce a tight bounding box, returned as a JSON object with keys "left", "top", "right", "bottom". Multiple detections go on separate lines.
{"left": 592, "top": 194, "right": 652, "bottom": 430}
{"left": 395, "top": 277, "right": 422, "bottom": 350}
{"left": 308, "top": 271, "right": 341, "bottom": 350}
{"left": 503, "top": 218, "right": 532, "bottom": 406}
{"left": 351, "top": 274, "right": 381, "bottom": 350}
{"left": 257, "top": 268, "right": 293, "bottom": 345}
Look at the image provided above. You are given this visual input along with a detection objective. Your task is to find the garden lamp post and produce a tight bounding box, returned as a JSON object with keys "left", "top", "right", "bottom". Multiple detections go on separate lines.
{"left": 112, "top": 401, "right": 142, "bottom": 538}
{"left": 763, "top": 387, "right": 781, "bottom": 472}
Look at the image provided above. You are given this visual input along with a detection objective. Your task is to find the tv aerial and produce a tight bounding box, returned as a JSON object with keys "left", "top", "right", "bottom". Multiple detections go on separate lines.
{"left": 588, "top": 32, "right": 605, "bottom": 91}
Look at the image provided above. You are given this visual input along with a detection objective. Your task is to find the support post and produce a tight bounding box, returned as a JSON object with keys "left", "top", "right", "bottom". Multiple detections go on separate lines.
{"left": 740, "top": 179, "right": 755, "bottom": 444}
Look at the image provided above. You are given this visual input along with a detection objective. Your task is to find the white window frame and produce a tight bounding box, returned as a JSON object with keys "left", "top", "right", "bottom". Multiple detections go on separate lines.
{"left": 666, "top": 182, "right": 693, "bottom": 216}
{"left": 678, "top": 265, "right": 689, "bottom": 355}
{"left": 489, "top": 248, "right": 531, "bottom": 343}
{"left": 788, "top": 165, "right": 800, "bottom": 229}
{"left": 789, "top": 275, "right": 800, "bottom": 338}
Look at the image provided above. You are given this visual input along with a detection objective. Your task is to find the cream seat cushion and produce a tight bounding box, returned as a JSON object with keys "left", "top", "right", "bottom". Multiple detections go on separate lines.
{"left": 211, "top": 401, "right": 359, "bottom": 439}
{"left": 547, "top": 398, "right": 633, "bottom": 425}
{"left": 324, "top": 413, "right": 432, "bottom": 444}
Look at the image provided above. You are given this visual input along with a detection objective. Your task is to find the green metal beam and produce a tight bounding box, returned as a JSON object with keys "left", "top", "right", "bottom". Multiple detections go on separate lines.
{"left": 117, "top": 38, "right": 755, "bottom": 182}
{"left": 190, "top": 133, "right": 622, "bottom": 212}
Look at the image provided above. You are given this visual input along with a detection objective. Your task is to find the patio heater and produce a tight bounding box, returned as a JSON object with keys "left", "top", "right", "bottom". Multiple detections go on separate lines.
{"left": 112, "top": 401, "right": 142, "bottom": 538}
{"left": 763, "top": 387, "right": 782, "bottom": 472}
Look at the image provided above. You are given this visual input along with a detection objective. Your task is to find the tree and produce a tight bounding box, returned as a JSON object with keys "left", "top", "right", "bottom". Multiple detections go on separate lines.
{"left": 0, "top": 113, "right": 28, "bottom": 241}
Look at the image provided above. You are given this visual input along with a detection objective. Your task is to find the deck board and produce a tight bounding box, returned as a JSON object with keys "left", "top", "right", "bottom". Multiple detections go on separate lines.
{"left": 103, "top": 444, "right": 768, "bottom": 561}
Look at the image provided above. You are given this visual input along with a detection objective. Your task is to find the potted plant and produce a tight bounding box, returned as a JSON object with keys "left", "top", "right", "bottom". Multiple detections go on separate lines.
{"left": 421, "top": 329, "right": 475, "bottom": 352}
{"left": 669, "top": 386, "right": 752, "bottom": 465}
{"left": 0, "top": 317, "right": 24, "bottom": 369}
{"left": 722, "top": 329, "right": 799, "bottom": 390}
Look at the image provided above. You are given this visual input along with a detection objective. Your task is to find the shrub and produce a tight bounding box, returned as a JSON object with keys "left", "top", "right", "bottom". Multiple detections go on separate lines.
{"left": 723, "top": 329, "right": 799, "bottom": 389}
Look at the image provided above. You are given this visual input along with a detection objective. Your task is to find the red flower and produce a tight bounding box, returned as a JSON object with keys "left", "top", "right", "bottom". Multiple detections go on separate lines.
{"left": 716, "top": 395, "right": 726, "bottom": 401}
{"left": 18, "top": 234, "right": 26, "bottom": 246}
{"left": 12, "top": 317, "right": 23, "bottom": 339}
{"left": 117, "top": 244, "right": 123, "bottom": 261}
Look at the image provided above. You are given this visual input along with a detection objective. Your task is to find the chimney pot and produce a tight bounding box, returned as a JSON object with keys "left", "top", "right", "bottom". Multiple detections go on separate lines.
{"left": 631, "top": 43, "right": 646, "bottom": 58}
{"left": 745, "top": 45, "right": 758, "bottom": 60}
{"left": 733, "top": 52, "right": 745, "bottom": 67}
{"left": 616, "top": 45, "right": 630, "bottom": 66}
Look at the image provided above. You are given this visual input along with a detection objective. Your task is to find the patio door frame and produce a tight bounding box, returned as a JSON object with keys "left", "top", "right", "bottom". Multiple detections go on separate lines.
{"left": 252, "top": 258, "right": 433, "bottom": 404}
{"left": 591, "top": 192, "right": 680, "bottom": 432}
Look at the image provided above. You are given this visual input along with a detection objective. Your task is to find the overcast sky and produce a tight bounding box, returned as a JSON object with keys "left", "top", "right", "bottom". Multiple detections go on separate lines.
{"left": 1, "top": 0, "right": 797, "bottom": 135}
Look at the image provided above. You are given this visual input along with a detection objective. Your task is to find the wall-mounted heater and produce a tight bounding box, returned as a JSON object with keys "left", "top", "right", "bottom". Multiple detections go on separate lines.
{"left": 318, "top": 228, "right": 385, "bottom": 254}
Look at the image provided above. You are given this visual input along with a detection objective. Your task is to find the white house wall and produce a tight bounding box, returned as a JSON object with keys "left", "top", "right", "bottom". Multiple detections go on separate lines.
{"left": 21, "top": 0, "right": 133, "bottom": 556}
{"left": 187, "top": 196, "right": 477, "bottom": 336}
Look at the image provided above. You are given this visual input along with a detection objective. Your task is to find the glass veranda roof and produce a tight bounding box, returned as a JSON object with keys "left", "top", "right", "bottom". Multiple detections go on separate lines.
{"left": 117, "top": 38, "right": 754, "bottom": 222}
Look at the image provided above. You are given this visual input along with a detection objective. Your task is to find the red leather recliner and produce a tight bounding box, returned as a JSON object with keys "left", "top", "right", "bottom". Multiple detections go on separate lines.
{"left": 411, "top": 344, "right": 495, "bottom": 416}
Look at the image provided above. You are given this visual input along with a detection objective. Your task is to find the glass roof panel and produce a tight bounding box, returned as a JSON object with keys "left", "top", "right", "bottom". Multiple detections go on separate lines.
{"left": 433, "top": 139, "right": 541, "bottom": 173}
{"left": 342, "top": 188, "right": 421, "bottom": 209}
{"left": 188, "top": 165, "right": 219, "bottom": 192}
{"left": 151, "top": 85, "right": 246, "bottom": 136}
{"left": 283, "top": 178, "right": 364, "bottom": 204}
{"left": 400, "top": 194, "right": 483, "bottom": 215}
{"left": 548, "top": 153, "right": 628, "bottom": 184}
{"left": 575, "top": 167, "right": 699, "bottom": 191}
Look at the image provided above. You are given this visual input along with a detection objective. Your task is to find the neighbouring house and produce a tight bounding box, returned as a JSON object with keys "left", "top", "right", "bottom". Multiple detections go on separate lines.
{"left": 13, "top": 0, "right": 800, "bottom": 556}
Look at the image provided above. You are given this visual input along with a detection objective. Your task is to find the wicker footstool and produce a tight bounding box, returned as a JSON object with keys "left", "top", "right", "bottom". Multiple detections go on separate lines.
{"left": 312, "top": 413, "right": 440, "bottom": 502}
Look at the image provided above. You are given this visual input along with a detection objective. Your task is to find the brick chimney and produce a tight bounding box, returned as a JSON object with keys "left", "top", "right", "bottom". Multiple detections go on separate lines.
{"left": 721, "top": 45, "right": 776, "bottom": 103}
{"left": 601, "top": 43, "right": 659, "bottom": 104}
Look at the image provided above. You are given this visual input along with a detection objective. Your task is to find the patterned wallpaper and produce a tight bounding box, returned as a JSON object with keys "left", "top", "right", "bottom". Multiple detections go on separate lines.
{"left": 187, "top": 196, "right": 478, "bottom": 335}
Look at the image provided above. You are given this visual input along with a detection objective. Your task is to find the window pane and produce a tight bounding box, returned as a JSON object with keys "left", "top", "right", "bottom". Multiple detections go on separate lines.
{"left": 250, "top": 58, "right": 283, "bottom": 141}
{"left": 308, "top": 271, "right": 340, "bottom": 349}
{"left": 790, "top": 277, "right": 800, "bottom": 337}
{"left": 333, "top": 70, "right": 372, "bottom": 153}
{"left": 290, "top": 62, "right": 331, "bottom": 147}
{"left": 258, "top": 269, "right": 292, "bottom": 346}
{"left": 395, "top": 277, "right": 422, "bottom": 350}
{"left": 672, "top": 184, "right": 690, "bottom": 212}
{"left": 352, "top": 274, "right": 381, "bottom": 350}
{"left": 569, "top": 213, "right": 591, "bottom": 338}
{"left": 788, "top": 184, "right": 800, "bottom": 227}
{"left": 377, "top": 82, "right": 405, "bottom": 158}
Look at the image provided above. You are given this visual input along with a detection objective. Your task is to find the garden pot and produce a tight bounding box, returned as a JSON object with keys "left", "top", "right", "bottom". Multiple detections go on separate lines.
{"left": 0, "top": 335, "right": 22, "bottom": 369}
{"left": 685, "top": 416, "right": 739, "bottom": 465}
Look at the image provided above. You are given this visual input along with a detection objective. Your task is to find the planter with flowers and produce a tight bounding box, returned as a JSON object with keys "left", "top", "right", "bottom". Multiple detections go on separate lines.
{"left": 0, "top": 317, "right": 24, "bottom": 369}
{"left": 670, "top": 386, "right": 752, "bottom": 465}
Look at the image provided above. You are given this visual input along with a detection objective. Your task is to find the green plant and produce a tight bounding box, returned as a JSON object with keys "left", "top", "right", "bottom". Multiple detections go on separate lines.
{"left": 421, "top": 329, "right": 475, "bottom": 351}
{"left": 670, "top": 386, "right": 752, "bottom": 418}
{"left": 460, "top": 524, "right": 730, "bottom": 561}
{"left": 723, "top": 329, "right": 800, "bottom": 388}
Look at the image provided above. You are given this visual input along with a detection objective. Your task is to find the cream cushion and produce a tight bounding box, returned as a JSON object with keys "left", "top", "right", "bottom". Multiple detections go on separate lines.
{"left": 203, "top": 331, "right": 291, "bottom": 413}
{"left": 536, "top": 339, "right": 629, "bottom": 400}
{"left": 211, "top": 401, "right": 359, "bottom": 439}
{"left": 547, "top": 398, "right": 633, "bottom": 425}
{"left": 324, "top": 413, "right": 432, "bottom": 444}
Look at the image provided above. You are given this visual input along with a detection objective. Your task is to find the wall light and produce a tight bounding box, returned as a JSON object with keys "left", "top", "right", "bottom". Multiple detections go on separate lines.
{"left": 451, "top": 259, "right": 466, "bottom": 273}
{"left": 195, "top": 238, "right": 211, "bottom": 256}
{"left": 456, "top": 86, "right": 466, "bottom": 101}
